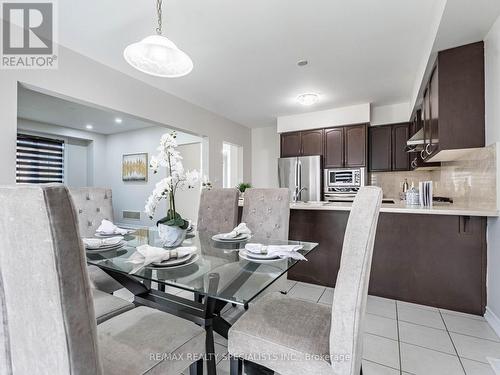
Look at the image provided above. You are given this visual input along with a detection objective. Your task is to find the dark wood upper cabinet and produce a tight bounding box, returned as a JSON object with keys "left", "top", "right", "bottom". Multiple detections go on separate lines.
{"left": 416, "top": 41, "right": 485, "bottom": 161}
{"left": 280, "top": 132, "right": 301, "bottom": 157}
{"left": 369, "top": 123, "right": 410, "bottom": 172}
{"left": 280, "top": 124, "right": 367, "bottom": 167}
{"left": 429, "top": 66, "right": 439, "bottom": 150}
{"left": 344, "top": 125, "right": 366, "bottom": 167}
{"left": 392, "top": 124, "right": 410, "bottom": 171}
{"left": 369, "top": 126, "right": 392, "bottom": 171}
{"left": 324, "top": 127, "right": 344, "bottom": 168}
{"left": 301, "top": 129, "right": 324, "bottom": 156}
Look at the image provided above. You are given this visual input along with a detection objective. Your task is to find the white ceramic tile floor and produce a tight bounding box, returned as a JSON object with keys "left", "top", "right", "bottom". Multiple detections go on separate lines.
{"left": 118, "top": 281, "right": 499, "bottom": 375}
{"left": 318, "top": 287, "right": 335, "bottom": 305}
{"left": 397, "top": 302, "right": 447, "bottom": 330}
{"left": 461, "top": 358, "right": 496, "bottom": 375}
{"left": 363, "top": 333, "right": 401, "bottom": 370}
{"left": 367, "top": 295, "right": 397, "bottom": 320}
{"left": 450, "top": 332, "right": 500, "bottom": 364}
{"left": 400, "top": 342, "right": 464, "bottom": 375}
{"left": 442, "top": 313, "right": 500, "bottom": 341}
{"left": 366, "top": 313, "right": 399, "bottom": 340}
{"left": 398, "top": 321, "right": 455, "bottom": 355}
{"left": 287, "top": 281, "right": 325, "bottom": 302}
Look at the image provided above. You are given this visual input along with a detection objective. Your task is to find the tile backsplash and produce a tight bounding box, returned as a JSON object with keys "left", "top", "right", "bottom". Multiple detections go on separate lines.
{"left": 370, "top": 144, "right": 497, "bottom": 208}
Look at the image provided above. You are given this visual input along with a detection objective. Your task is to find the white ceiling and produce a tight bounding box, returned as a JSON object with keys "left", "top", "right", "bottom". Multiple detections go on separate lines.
{"left": 55, "top": 0, "right": 500, "bottom": 128}
{"left": 18, "top": 85, "right": 198, "bottom": 142}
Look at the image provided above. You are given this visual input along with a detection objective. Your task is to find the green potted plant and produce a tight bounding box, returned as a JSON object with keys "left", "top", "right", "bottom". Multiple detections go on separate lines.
{"left": 236, "top": 182, "right": 252, "bottom": 198}
{"left": 145, "top": 131, "right": 199, "bottom": 247}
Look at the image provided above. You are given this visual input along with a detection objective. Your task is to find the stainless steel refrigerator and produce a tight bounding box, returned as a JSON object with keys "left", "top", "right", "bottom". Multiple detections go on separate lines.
{"left": 278, "top": 156, "right": 321, "bottom": 202}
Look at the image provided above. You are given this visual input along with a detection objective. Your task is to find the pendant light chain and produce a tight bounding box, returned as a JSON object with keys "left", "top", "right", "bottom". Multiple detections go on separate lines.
{"left": 156, "top": 0, "right": 163, "bottom": 35}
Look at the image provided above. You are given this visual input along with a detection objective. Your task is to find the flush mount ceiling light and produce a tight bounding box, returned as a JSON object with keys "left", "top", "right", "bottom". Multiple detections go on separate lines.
{"left": 114, "top": 117, "right": 123, "bottom": 124}
{"left": 123, "top": 0, "right": 193, "bottom": 78}
{"left": 297, "top": 93, "right": 319, "bottom": 106}
{"left": 85, "top": 124, "right": 93, "bottom": 130}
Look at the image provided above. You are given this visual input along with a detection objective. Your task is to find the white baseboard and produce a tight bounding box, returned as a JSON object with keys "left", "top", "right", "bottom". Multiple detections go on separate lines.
{"left": 485, "top": 307, "right": 500, "bottom": 338}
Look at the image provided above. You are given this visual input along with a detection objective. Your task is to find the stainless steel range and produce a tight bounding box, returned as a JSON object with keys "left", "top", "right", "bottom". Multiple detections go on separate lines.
{"left": 324, "top": 167, "right": 366, "bottom": 201}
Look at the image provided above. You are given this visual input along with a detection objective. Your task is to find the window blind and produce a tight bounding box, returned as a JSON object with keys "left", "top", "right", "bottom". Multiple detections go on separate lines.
{"left": 16, "top": 134, "right": 65, "bottom": 184}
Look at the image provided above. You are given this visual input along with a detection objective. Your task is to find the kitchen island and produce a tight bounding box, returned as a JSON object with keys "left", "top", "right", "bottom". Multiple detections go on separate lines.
{"left": 239, "top": 200, "right": 497, "bottom": 315}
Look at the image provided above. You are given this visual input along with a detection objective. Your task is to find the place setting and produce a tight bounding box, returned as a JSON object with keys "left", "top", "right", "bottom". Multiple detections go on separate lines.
{"left": 83, "top": 236, "right": 126, "bottom": 253}
{"left": 239, "top": 243, "right": 306, "bottom": 263}
{"left": 211, "top": 223, "right": 252, "bottom": 243}
{"left": 125, "top": 244, "right": 199, "bottom": 273}
{"left": 94, "top": 219, "right": 136, "bottom": 238}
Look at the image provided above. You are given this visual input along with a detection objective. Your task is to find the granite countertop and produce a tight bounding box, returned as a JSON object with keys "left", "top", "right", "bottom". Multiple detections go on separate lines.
{"left": 238, "top": 199, "right": 498, "bottom": 217}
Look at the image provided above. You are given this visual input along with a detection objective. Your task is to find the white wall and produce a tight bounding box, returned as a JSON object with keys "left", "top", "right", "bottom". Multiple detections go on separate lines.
{"left": 222, "top": 142, "right": 244, "bottom": 188}
{"left": 65, "top": 139, "right": 89, "bottom": 187}
{"left": 485, "top": 15, "right": 500, "bottom": 329}
{"left": 0, "top": 44, "right": 251, "bottom": 188}
{"left": 251, "top": 125, "right": 280, "bottom": 188}
{"left": 277, "top": 103, "right": 370, "bottom": 133}
{"left": 175, "top": 143, "right": 202, "bottom": 223}
{"left": 370, "top": 102, "right": 410, "bottom": 126}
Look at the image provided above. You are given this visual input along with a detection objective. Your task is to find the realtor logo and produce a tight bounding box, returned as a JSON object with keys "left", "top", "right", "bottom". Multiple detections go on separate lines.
{"left": 1, "top": 1, "right": 58, "bottom": 69}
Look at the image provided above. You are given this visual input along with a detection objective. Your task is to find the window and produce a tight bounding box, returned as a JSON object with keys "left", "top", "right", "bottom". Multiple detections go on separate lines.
{"left": 222, "top": 142, "right": 243, "bottom": 188}
{"left": 16, "top": 133, "right": 65, "bottom": 184}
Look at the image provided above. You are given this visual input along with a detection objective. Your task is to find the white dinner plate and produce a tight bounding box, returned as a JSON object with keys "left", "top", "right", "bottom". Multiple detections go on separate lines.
{"left": 212, "top": 233, "right": 251, "bottom": 242}
{"left": 85, "top": 242, "right": 126, "bottom": 253}
{"left": 151, "top": 253, "right": 192, "bottom": 267}
{"left": 95, "top": 229, "right": 135, "bottom": 237}
{"left": 85, "top": 240, "right": 126, "bottom": 250}
{"left": 147, "top": 254, "right": 200, "bottom": 269}
{"left": 239, "top": 250, "right": 284, "bottom": 263}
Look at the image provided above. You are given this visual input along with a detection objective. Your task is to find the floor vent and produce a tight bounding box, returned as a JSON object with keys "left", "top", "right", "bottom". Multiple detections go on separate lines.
{"left": 123, "top": 210, "right": 141, "bottom": 220}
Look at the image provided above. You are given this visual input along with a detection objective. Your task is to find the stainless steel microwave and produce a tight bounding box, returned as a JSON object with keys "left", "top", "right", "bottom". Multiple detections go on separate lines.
{"left": 324, "top": 168, "right": 366, "bottom": 193}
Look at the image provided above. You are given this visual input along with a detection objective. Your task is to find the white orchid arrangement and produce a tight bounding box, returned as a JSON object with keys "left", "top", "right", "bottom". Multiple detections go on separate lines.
{"left": 145, "top": 131, "right": 199, "bottom": 229}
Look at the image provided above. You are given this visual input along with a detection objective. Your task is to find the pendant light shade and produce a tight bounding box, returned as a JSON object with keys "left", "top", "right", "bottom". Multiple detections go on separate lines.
{"left": 124, "top": 35, "right": 193, "bottom": 78}
{"left": 123, "top": 0, "right": 193, "bottom": 78}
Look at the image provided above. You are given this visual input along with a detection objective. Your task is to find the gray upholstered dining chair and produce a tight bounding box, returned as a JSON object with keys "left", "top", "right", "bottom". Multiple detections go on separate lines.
{"left": 197, "top": 188, "right": 240, "bottom": 233}
{"left": 69, "top": 187, "right": 135, "bottom": 324}
{"left": 227, "top": 186, "right": 383, "bottom": 375}
{"left": 241, "top": 188, "right": 290, "bottom": 241}
{"left": 0, "top": 185, "right": 205, "bottom": 375}
{"left": 240, "top": 188, "right": 291, "bottom": 296}
{"left": 69, "top": 187, "right": 115, "bottom": 237}
{"left": 69, "top": 187, "right": 123, "bottom": 291}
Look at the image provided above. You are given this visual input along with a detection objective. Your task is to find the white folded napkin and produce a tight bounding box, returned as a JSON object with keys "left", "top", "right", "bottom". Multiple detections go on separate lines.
{"left": 83, "top": 236, "right": 123, "bottom": 249}
{"left": 244, "top": 243, "right": 306, "bottom": 261}
{"left": 96, "top": 219, "right": 128, "bottom": 235}
{"left": 126, "top": 244, "right": 197, "bottom": 273}
{"left": 223, "top": 223, "right": 252, "bottom": 239}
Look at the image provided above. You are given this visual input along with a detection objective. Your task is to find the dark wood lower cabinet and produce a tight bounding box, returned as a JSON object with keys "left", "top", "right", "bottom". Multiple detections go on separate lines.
{"left": 287, "top": 210, "right": 487, "bottom": 315}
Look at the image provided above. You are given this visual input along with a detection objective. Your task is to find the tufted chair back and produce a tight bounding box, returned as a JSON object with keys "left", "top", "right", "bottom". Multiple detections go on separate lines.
{"left": 69, "top": 188, "right": 114, "bottom": 237}
{"left": 0, "top": 185, "right": 102, "bottom": 374}
{"left": 241, "top": 188, "right": 290, "bottom": 241}
{"left": 197, "top": 188, "right": 239, "bottom": 233}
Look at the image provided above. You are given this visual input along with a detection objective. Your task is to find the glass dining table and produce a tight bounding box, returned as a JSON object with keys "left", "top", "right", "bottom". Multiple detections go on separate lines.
{"left": 86, "top": 228, "right": 318, "bottom": 375}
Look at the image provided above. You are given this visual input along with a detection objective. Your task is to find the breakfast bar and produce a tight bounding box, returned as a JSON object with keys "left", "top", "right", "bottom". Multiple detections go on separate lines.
{"left": 287, "top": 202, "right": 493, "bottom": 315}
{"left": 238, "top": 201, "right": 495, "bottom": 315}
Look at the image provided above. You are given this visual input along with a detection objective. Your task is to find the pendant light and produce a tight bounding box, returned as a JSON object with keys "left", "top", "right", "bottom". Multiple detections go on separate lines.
{"left": 123, "top": 0, "right": 193, "bottom": 78}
